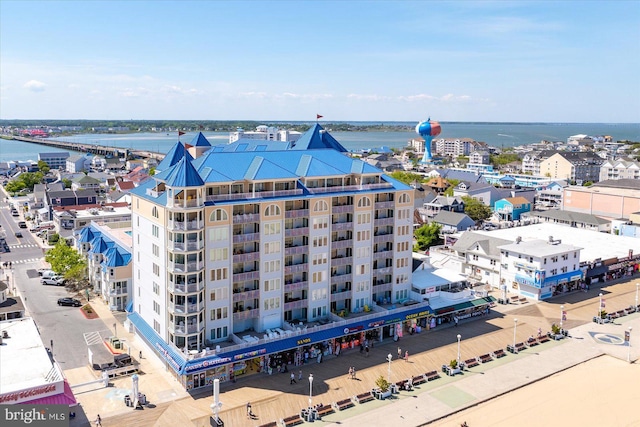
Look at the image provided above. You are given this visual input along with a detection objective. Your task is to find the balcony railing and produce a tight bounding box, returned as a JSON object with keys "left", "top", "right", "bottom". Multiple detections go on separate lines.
{"left": 168, "top": 301, "right": 204, "bottom": 314}
{"left": 232, "top": 271, "right": 260, "bottom": 281}
{"left": 233, "top": 308, "right": 259, "bottom": 320}
{"left": 374, "top": 200, "right": 394, "bottom": 209}
{"left": 285, "top": 227, "right": 309, "bottom": 237}
{"left": 331, "top": 239, "right": 352, "bottom": 249}
{"left": 374, "top": 217, "right": 394, "bottom": 226}
{"left": 285, "top": 209, "right": 309, "bottom": 218}
{"left": 284, "top": 299, "right": 307, "bottom": 311}
{"left": 331, "top": 205, "right": 353, "bottom": 214}
{"left": 284, "top": 264, "right": 306, "bottom": 274}
{"left": 233, "top": 251, "right": 260, "bottom": 262}
{"left": 207, "top": 189, "right": 303, "bottom": 202}
{"left": 331, "top": 256, "right": 352, "bottom": 267}
{"left": 233, "top": 213, "right": 260, "bottom": 224}
{"left": 168, "top": 219, "right": 203, "bottom": 231}
{"left": 232, "top": 232, "right": 260, "bottom": 243}
{"left": 232, "top": 288, "right": 260, "bottom": 302}
{"left": 307, "top": 182, "right": 392, "bottom": 194}
{"left": 107, "top": 287, "right": 128, "bottom": 297}
{"left": 372, "top": 281, "right": 393, "bottom": 292}
{"left": 284, "top": 245, "right": 308, "bottom": 256}
{"left": 168, "top": 240, "right": 204, "bottom": 251}
{"left": 284, "top": 280, "right": 308, "bottom": 292}
{"left": 168, "top": 281, "right": 203, "bottom": 294}
{"left": 332, "top": 222, "right": 352, "bottom": 231}
{"left": 330, "top": 290, "right": 352, "bottom": 302}
{"left": 168, "top": 261, "right": 204, "bottom": 273}
{"left": 331, "top": 272, "right": 352, "bottom": 285}
{"left": 373, "top": 266, "right": 393, "bottom": 274}
{"left": 373, "top": 234, "right": 394, "bottom": 244}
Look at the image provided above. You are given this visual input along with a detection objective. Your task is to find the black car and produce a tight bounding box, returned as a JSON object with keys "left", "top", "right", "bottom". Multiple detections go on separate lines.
{"left": 15, "top": 231, "right": 23, "bottom": 238}
{"left": 57, "top": 297, "right": 81, "bottom": 307}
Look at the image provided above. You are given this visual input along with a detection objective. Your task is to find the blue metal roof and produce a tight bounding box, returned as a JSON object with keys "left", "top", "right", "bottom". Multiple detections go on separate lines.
{"left": 157, "top": 156, "right": 205, "bottom": 188}
{"left": 88, "top": 236, "right": 113, "bottom": 253}
{"left": 102, "top": 247, "right": 131, "bottom": 268}
{"left": 188, "top": 132, "right": 211, "bottom": 147}
{"left": 289, "top": 124, "right": 348, "bottom": 152}
{"left": 76, "top": 227, "right": 99, "bottom": 243}
{"left": 156, "top": 142, "right": 193, "bottom": 172}
{"left": 128, "top": 312, "right": 185, "bottom": 373}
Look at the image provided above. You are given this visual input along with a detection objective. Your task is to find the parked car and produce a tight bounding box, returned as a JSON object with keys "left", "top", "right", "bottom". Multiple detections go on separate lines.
{"left": 15, "top": 231, "right": 22, "bottom": 238}
{"left": 18, "top": 221, "right": 27, "bottom": 228}
{"left": 41, "top": 270, "right": 59, "bottom": 279}
{"left": 42, "top": 277, "right": 65, "bottom": 286}
{"left": 57, "top": 297, "right": 81, "bottom": 307}
{"left": 11, "top": 210, "right": 19, "bottom": 217}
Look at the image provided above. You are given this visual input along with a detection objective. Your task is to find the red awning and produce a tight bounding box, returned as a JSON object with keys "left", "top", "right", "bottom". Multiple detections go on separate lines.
{"left": 23, "top": 380, "right": 77, "bottom": 407}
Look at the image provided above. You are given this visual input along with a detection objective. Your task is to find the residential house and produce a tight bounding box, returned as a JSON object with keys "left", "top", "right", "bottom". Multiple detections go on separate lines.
{"left": 494, "top": 197, "right": 532, "bottom": 221}
{"left": 422, "top": 196, "right": 465, "bottom": 219}
{"left": 432, "top": 211, "right": 476, "bottom": 233}
{"left": 599, "top": 159, "right": 640, "bottom": 182}
{"left": 38, "top": 152, "right": 69, "bottom": 170}
{"left": 451, "top": 232, "right": 512, "bottom": 288}
{"left": 526, "top": 210, "right": 610, "bottom": 232}
{"left": 53, "top": 202, "right": 131, "bottom": 232}
{"left": 424, "top": 176, "right": 450, "bottom": 194}
{"left": 453, "top": 181, "right": 503, "bottom": 207}
{"left": 71, "top": 174, "right": 102, "bottom": 191}
{"left": 66, "top": 154, "right": 91, "bottom": 173}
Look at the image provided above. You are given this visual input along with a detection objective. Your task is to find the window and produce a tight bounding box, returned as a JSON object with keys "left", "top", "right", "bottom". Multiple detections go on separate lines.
{"left": 152, "top": 243, "right": 159, "bottom": 257}
{"left": 397, "top": 242, "right": 409, "bottom": 252}
{"left": 153, "top": 320, "right": 160, "bottom": 334}
{"left": 152, "top": 263, "right": 160, "bottom": 276}
{"left": 312, "top": 271, "right": 327, "bottom": 283}
{"left": 472, "top": 254, "right": 479, "bottom": 261}
{"left": 153, "top": 301, "right": 160, "bottom": 314}
{"left": 313, "top": 200, "right": 329, "bottom": 212}
{"left": 312, "top": 306, "right": 327, "bottom": 318}
{"left": 313, "top": 253, "right": 328, "bottom": 265}
{"left": 152, "top": 225, "right": 159, "bottom": 238}
{"left": 562, "top": 254, "right": 569, "bottom": 261}
{"left": 264, "top": 278, "right": 281, "bottom": 292}
{"left": 357, "top": 247, "right": 370, "bottom": 258}
{"left": 264, "top": 242, "right": 281, "bottom": 254}
{"left": 210, "top": 287, "right": 228, "bottom": 301}
{"left": 356, "top": 281, "right": 369, "bottom": 292}
{"left": 396, "top": 258, "right": 409, "bottom": 268}
{"left": 264, "top": 204, "right": 281, "bottom": 217}
{"left": 312, "top": 218, "right": 328, "bottom": 230}
{"left": 312, "top": 288, "right": 327, "bottom": 300}
{"left": 210, "top": 268, "right": 228, "bottom": 281}
{"left": 490, "top": 259, "right": 496, "bottom": 266}
{"left": 209, "top": 227, "right": 229, "bottom": 241}
{"left": 356, "top": 263, "right": 369, "bottom": 276}
{"left": 313, "top": 236, "right": 328, "bottom": 247}
{"left": 357, "top": 213, "right": 371, "bottom": 224}
{"left": 398, "top": 193, "right": 411, "bottom": 204}
{"left": 561, "top": 266, "right": 568, "bottom": 273}
{"left": 210, "top": 326, "right": 228, "bottom": 340}
{"left": 264, "top": 222, "right": 281, "bottom": 235}
{"left": 263, "top": 297, "right": 280, "bottom": 310}
{"left": 544, "top": 258, "right": 547, "bottom": 264}
{"left": 210, "top": 307, "right": 228, "bottom": 320}
{"left": 551, "top": 269, "right": 558, "bottom": 275}
{"left": 574, "top": 252, "right": 577, "bottom": 258}
{"left": 210, "top": 209, "right": 228, "bottom": 222}
{"left": 357, "top": 230, "right": 370, "bottom": 241}
{"left": 395, "top": 289, "right": 408, "bottom": 300}
{"left": 264, "top": 260, "right": 281, "bottom": 273}
{"left": 398, "top": 225, "right": 409, "bottom": 236}
{"left": 209, "top": 248, "right": 228, "bottom": 261}
{"left": 153, "top": 282, "right": 159, "bottom": 295}
{"left": 551, "top": 256, "right": 558, "bottom": 262}
{"left": 152, "top": 206, "right": 159, "bottom": 218}
{"left": 357, "top": 197, "right": 371, "bottom": 208}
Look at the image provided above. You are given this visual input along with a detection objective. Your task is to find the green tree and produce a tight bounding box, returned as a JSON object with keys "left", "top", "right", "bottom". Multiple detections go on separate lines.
{"left": 45, "top": 241, "right": 86, "bottom": 278}
{"left": 462, "top": 196, "right": 492, "bottom": 222}
{"left": 37, "top": 160, "right": 50, "bottom": 174}
{"left": 490, "top": 153, "right": 521, "bottom": 166}
{"left": 413, "top": 222, "right": 443, "bottom": 251}
{"left": 388, "top": 171, "right": 423, "bottom": 186}
{"left": 62, "top": 178, "right": 72, "bottom": 188}
{"left": 443, "top": 179, "right": 460, "bottom": 196}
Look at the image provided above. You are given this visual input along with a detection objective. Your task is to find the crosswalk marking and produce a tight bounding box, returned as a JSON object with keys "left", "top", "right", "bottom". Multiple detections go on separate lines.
{"left": 83, "top": 331, "right": 104, "bottom": 346}
{"left": 8, "top": 244, "right": 39, "bottom": 249}
{"left": 0, "top": 258, "right": 40, "bottom": 265}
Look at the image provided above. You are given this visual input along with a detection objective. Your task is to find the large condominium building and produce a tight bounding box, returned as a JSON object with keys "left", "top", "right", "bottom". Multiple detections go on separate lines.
{"left": 229, "top": 125, "right": 301, "bottom": 144}
{"left": 434, "top": 138, "right": 475, "bottom": 157}
{"left": 127, "top": 126, "right": 428, "bottom": 390}
{"left": 599, "top": 159, "right": 640, "bottom": 182}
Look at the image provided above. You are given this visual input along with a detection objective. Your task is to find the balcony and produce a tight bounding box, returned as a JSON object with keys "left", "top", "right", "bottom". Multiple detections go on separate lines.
{"left": 374, "top": 201, "right": 394, "bottom": 209}
{"left": 332, "top": 222, "right": 352, "bottom": 231}
{"left": 331, "top": 256, "right": 352, "bottom": 267}
{"left": 284, "top": 280, "right": 308, "bottom": 292}
{"left": 373, "top": 266, "right": 393, "bottom": 274}
{"left": 168, "top": 219, "right": 204, "bottom": 231}
{"left": 331, "top": 205, "right": 353, "bottom": 214}
{"left": 374, "top": 249, "right": 392, "bottom": 260}
{"left": 330, "top": 289, "right": 352, "bottom": 302}
{"left": 107, "top": 287, "right": 128, "bottom": 297}
{"left": 168, "top": 301, "right": 204, "bottom": 314}
{"left": 232, "top": 232, "right": 260, "bottom": 243}
{"left": 232, "top": 288, "right": 260, "bottom": 302}
{"left": 233, "top": 308, "right": 259, "bottom": 321}
{"left": 331, "top": 272, "right": 352, "bottom": 285}
{"left": 285, "top": 209, "right": 309, "bottom": 219}
{"left": 233, "top": 213, "right": 260, "bottom": 224}
{"left": 168, "top": 280, "right": 204, "bottom": 294}
{"left": 331, "top": 239, "right": 352, "bottom": 249}
{"left": 284, "top": 264, "right": 306, "bottom": 274}
{"left": 233, "top": 251, "right": 260, "bottom": 263}
{"left": 284, "top": 245, "right": 308, "bottom": 256}
{"left": 284, "top": 299, "right": 307, "bottom": 311}
{"left": 373, "top": 281, "right": 393, "bottom": 292}
{"left": 307, "top": 183, "right": 393, "bottom": 195}
{"left": 206, "top": 189, "right": 303, "bottom": 202}
{"left": 373, "top": 234, "right": 393, "bottom": 244}
{"left": 285, "top": 227, "right": 309, "bottom": 237}
{"left": 168, "top": 261, "right": 204, "bottom": 273}
{"left": 168, "top": 240, "right": 204, "bottom": 251}
{"left": 232, "top": 270, "right": 259, "bottom": 281}
{"left": 374, "top": 217, "right": 394, "bottom": 226}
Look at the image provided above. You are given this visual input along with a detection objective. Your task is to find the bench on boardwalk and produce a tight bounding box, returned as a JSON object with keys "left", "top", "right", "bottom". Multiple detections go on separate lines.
{"left": 519, "top": 297, "right": 528, "bottom": 304}
{"left": 395, "top": 379, "right": 408, "bottom": 391}
{"left": 464, "top": 357, "right": 480, "bottom": 369}
{"left": 493, "top": 349, "right": 506, "bottom": 358}
{"left": 425, "top": 370, "right": 440, "bottom": 381}
{"left": 615, "top": 310, "right": 626, "bottom": 318}
{"left": 537, "top": 334, "right": 550, "bottom": 344}
{"left": 316, "top": 404, "right": 334, "bottom": 417}
{"left": 515, "top": 342, "right": 527, "bottom": 352}
{"left": 281, "top": 414, "right": 303, "bottom": 427}
{"left": 510, "top": 296, "right": 519, "bottom": 304}
{"left": 354, "top": 391, "right": 374, "bottom": 404}
{"left": 527, "top": 337, "right": 539, "bottom": 347}
{"left": 479, "top": 353, "right": 493, "bottom": 363}
{"left": 411, "top": 374, "right": 426, "bottom": 386}
{"left": 333, "top": 398, "right": 355, "bottom": 411}
{"left": 257, "top": 422, "right": 277, "bottom": 427}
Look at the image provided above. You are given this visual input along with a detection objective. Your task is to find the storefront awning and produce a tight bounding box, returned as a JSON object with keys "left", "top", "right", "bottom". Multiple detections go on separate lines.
{"left": 24, "top": 381, "right": 77, "bottom": 407}
{"left": 128, "top": 312, "right": 186, "bottom": 373}
{"left": 433, "top": 296, "right": 495, "bottom": 316}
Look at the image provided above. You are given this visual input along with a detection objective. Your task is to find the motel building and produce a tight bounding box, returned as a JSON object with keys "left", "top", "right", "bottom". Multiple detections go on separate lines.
{"left": 125, "top": 126, "right": 494, "bottom": 391}
{"left": 0, "top": 317, "right": 77, "bottom": 407}
{"left": 499, "top": 237, "right": 583, "bottom": 300}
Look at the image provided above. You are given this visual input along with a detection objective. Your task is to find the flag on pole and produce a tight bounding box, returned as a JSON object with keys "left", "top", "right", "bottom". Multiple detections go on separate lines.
{"left": 316, "top": 114, "right": 323, "bottom": 120}
{"left": 178, "top": 131, "right": 186, "bottom": 136}
{"left": 600, "top": 299, "right": 606, "bottom": 308}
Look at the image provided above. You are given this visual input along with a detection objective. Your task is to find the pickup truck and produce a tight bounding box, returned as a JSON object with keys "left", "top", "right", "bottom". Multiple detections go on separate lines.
{"left": 41, "top": 277, "right": 66, "bottom": 286}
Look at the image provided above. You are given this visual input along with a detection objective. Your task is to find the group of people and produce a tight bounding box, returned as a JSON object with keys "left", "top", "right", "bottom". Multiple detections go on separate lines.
{"left": 396, "top": 347, "right": 409, "bottom": 362}
{"left": 348, "top": 366, "right": 357, "bottom": 380}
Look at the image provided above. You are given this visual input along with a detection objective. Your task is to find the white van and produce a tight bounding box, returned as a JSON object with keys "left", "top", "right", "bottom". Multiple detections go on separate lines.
{"left": 41, "top": 270, "right": 61, "bottom": 280}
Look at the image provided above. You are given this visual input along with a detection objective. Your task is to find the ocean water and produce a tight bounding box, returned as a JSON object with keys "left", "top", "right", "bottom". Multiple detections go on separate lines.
{"left": 1, "top": 122, "right": 638, "bottom": 163}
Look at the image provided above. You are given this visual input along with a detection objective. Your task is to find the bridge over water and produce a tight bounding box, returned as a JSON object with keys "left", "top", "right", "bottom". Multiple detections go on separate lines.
{"left": 7, "top": 136, "right": 165, "bottom": 161}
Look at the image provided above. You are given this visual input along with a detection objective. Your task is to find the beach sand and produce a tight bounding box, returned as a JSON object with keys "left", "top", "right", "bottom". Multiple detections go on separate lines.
{"left": 429, "top": 355, "right": 640, "bottom": 427}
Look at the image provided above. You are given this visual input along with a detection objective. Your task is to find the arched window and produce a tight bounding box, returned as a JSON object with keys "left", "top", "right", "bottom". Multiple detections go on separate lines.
{"left": 357, "top": 197, "right": 371, "bottom": 208}
{"left": 210, "top": 209, "right": 228, "bottom": 222}
{"left": 152, "top": 206, "right": 159, "bottom": 218}
{"left": 264, "top": 204, "right": 281, "bottom": 217}
{"left": 313, "top": 200, "right": 328, "bottom": 212}
{"left": 399, "top": 194, "right": 411, "bottom": 204}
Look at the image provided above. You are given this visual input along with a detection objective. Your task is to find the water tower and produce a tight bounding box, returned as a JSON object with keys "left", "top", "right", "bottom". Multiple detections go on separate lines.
{"left": 416, "top": 118, "right": 441, "bottom": 163}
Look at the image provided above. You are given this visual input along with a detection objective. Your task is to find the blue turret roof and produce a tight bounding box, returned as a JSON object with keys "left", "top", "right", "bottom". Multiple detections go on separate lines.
{"left": 102, "top": 247, "right": 131, "bottom": 268}
{"left": 288, "top": 124, "right": 348, "bottom": 152}
{"left": 156, "top": 142, "right": 193, "bottom": 172}
{"left": 88, "top": 236, "right": 114, "bottom": 253}
{"left": 154, "top": 155, "right": 205, "bottom": 187}
{"left": 188, "top": 132, "right": 212, "bottom": 147}
{"left": 76, "top": 227, "right": 99, "bottom": 243}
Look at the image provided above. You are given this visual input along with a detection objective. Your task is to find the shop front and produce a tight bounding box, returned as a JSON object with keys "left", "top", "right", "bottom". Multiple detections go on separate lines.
{"left": 430, "top": 296, "right": 495, "bottom": 326}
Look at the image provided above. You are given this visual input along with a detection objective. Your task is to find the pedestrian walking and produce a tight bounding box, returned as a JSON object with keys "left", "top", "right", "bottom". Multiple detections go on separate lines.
{"left": 365, "top": 345, "right": 369, "bottom": 357}
{"left": 290, "top": 372, "right": 296, "bottom": 384}
{"left": 359, "top": 343, "right": 364, "bottom": 353}
{"left": 95, "top": 414, "right": 102, "bottom": 427}
{"left": 139, "top": 351, "right": 143, "bottom": 360}
{"left": 246, "top": 402, "right": 252, "bottom": 418}
{"left": 397, "top": 346, "right": 402, "bottom": 359}
{"left": 537, "top": 327, "right": 542, "bottom": 338}
{"left": 298, "top": 370, "right": 302, "bottom": 381}
{"left": 404, "top": 350, "right": 409, "bottom": 362}
{"left": 352, "top": 367, "right": 356, "bottom": 380}
{"left": 454, "top": 315, "right": 459, "bottom": 327}
{"left": 348, "top": 366, "right": 353, "bottom": 379}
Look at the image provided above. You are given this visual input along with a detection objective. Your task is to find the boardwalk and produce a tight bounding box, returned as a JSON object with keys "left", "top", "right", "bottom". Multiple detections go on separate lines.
{"left": 75, "top": 277, "right": 640, "bottom": 427}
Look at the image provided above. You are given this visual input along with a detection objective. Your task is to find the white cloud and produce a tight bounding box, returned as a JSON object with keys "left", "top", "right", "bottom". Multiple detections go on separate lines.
{"left": 23, "top": 80, "right": 46, "bottom": 92}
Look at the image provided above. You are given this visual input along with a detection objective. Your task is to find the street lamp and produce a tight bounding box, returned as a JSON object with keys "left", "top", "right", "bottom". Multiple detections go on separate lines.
{"left": 635, "top": 283, "right": 639, "bottom": 310}
{"left": 560, "top": 305, "right": 564, "bottom": 330}
{"left": 598, "top": 293, "right": 603, "bottom": 321}
{"left": 513, "top": 318, "right": 518, "bottom": 350}
{"left": 387, "top": 353, "right": 393, "bottom": 383}
{"left": 113, "top": 322, "right": 117, "bottom": 338}
{"left": 628, "top": 327, "right": 633, "bottom": 363}
{"left": 457, "top": 334, "right": 461, "bottom": 366}
{"left": 308, "top": 374, "right": 314, "bottom": 421}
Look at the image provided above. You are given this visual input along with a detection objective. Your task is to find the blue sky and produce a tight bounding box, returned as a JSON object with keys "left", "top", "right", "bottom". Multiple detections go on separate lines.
{"left": 1, "top": 1, "right": 639, "bottom": 122}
